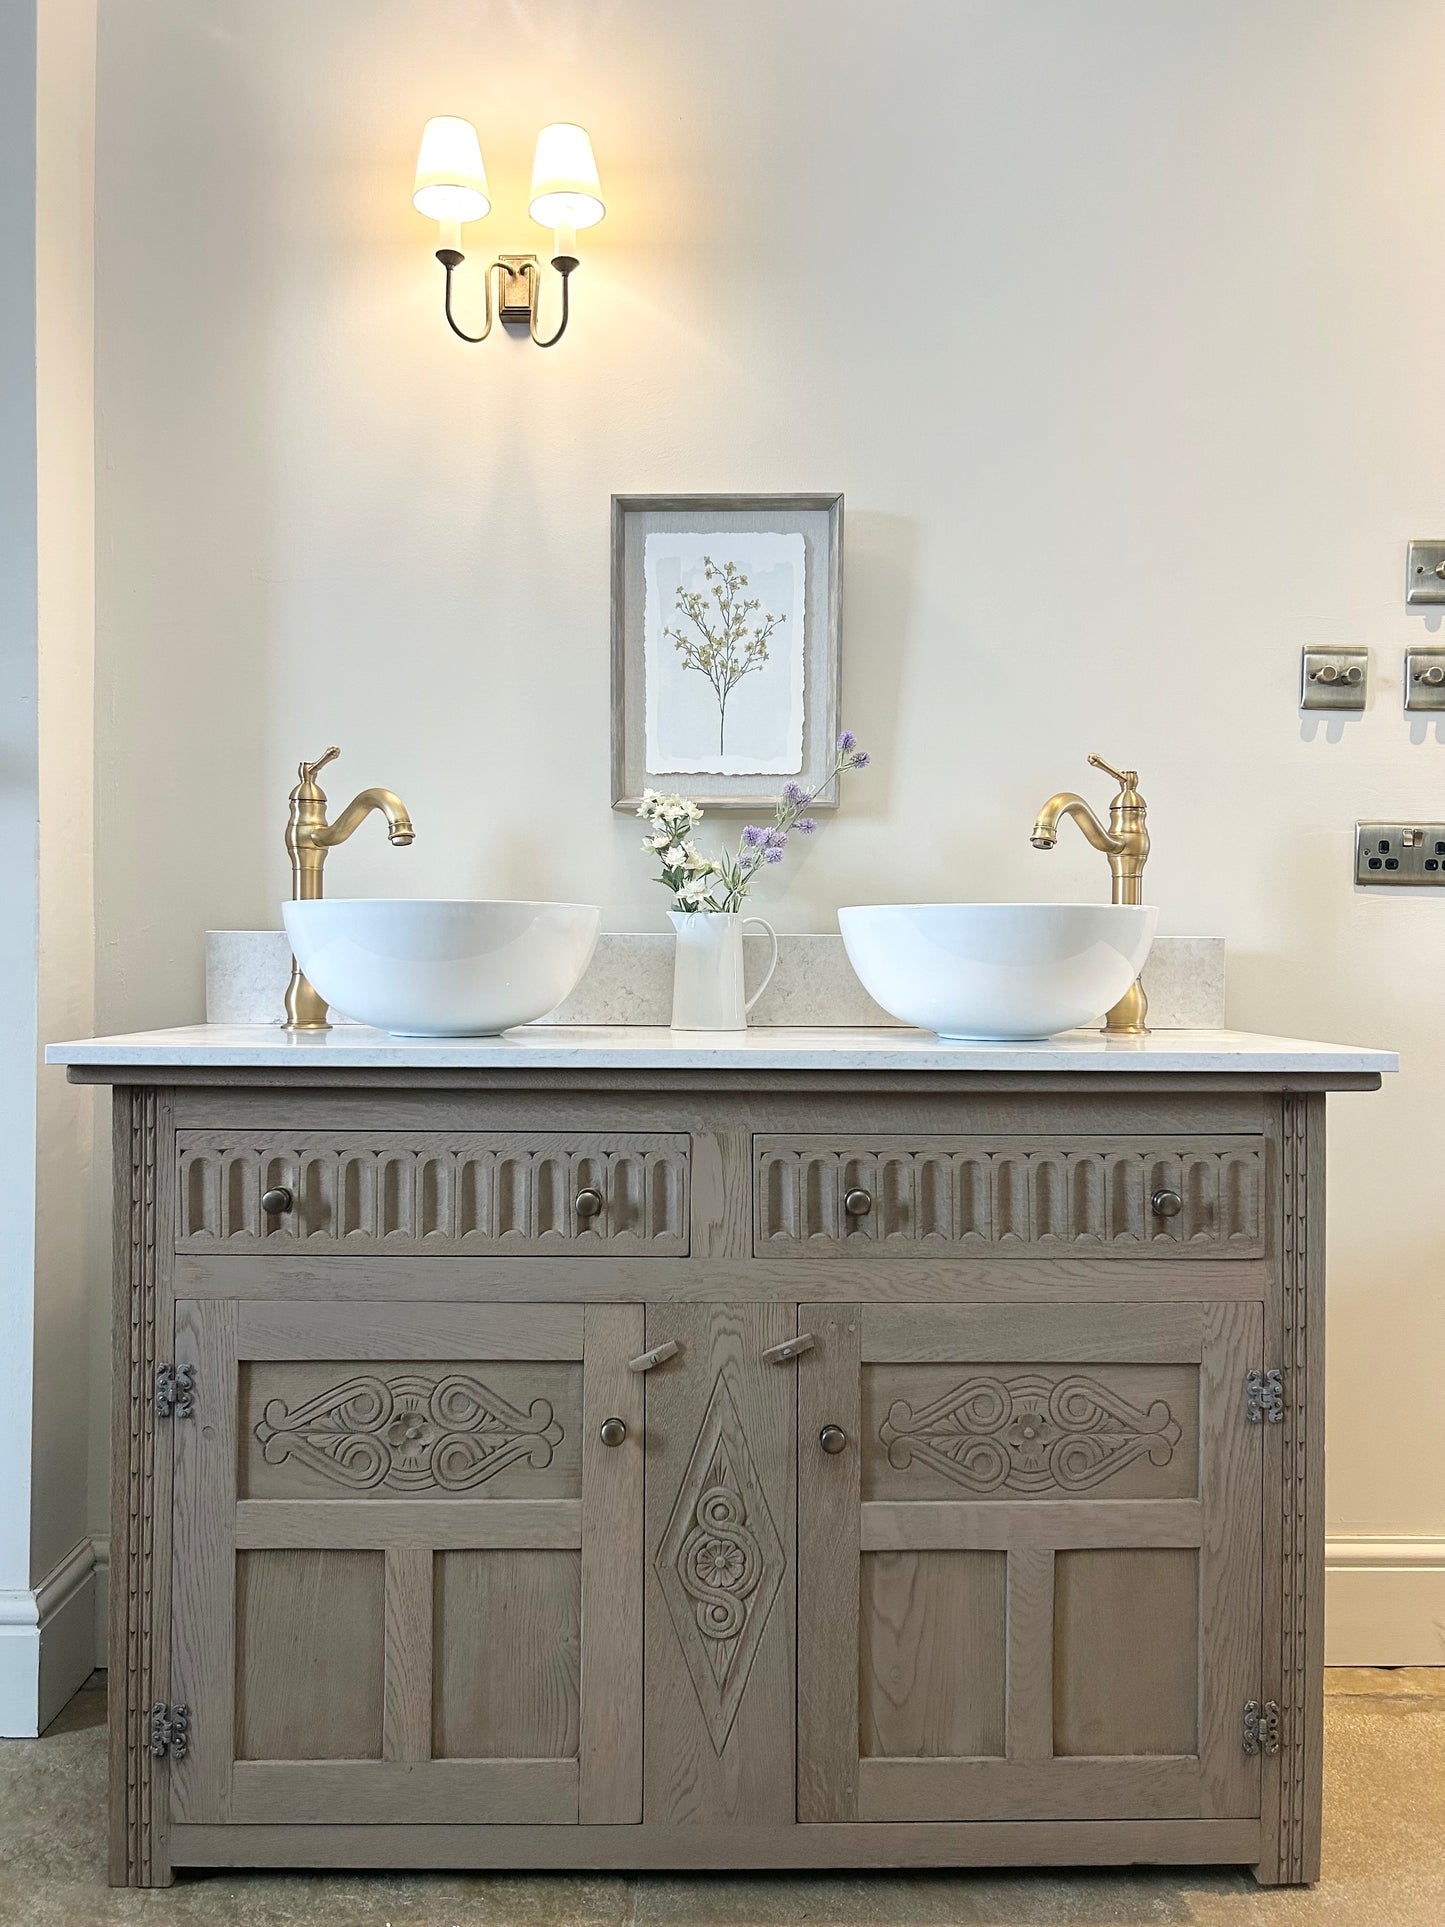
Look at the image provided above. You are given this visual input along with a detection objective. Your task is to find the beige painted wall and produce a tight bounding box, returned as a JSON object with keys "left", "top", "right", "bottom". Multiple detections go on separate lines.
{"left": 94, "top": 1, "right": 1445, "bottom": 1608}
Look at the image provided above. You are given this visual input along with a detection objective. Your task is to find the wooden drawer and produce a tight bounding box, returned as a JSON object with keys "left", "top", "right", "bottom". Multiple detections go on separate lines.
{"left": 754, "top": 1135, "right": 1265, "bottom": 1259}
{"left": 176, "top": 1130, "right": 690, "bottom": 1256}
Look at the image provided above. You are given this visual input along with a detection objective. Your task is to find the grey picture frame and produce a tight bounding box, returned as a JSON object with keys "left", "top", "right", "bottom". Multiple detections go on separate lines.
{"left": 610, "top": 492, "right": 843, "bottom": 812}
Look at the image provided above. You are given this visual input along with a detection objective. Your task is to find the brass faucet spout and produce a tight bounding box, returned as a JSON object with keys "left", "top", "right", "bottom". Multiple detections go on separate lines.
{"left": 1030, "top": 792, "right": 1124, "bottom": 856}
{"left": 310, "top": 788, "right": 416, "bottom": 850}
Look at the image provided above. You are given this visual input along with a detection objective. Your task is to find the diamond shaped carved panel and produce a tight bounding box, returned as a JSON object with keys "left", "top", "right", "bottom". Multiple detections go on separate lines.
{"left": 655, "top": 1372, "right": 785, "bottom": 1754}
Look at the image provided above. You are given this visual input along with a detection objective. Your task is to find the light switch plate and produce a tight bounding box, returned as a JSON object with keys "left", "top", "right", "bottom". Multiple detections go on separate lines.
{"left": 1404, "top": 648, "right": 1445, "bottom": 711}
{"left": 1405, "top": 541, "right": 1445, "bottom": 605}
{"left": 1300, "top": 646, "right": 1367, "bottom": 711}
{"left": 1355, "top": 821, "right": 1445, "bottom": 886}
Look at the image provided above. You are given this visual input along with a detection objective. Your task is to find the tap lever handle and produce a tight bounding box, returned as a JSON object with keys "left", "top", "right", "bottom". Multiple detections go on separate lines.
{"left": 298, "top": 746, "right": 341, "bottom": 787}
{"left": 1088, "top": 753, "right": 1139, "bottom": 791}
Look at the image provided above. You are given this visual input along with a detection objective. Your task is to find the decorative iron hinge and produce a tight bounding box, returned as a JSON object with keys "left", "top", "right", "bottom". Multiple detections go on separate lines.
{"left": 1244, "top": 1367, "right": 1285, "bottom": 1424}
{"left": 155, "top": 1362, "right": 195, "bottom": 1421}
{"left": 1243, "top": 1698, "right": 1281, "bottom": 1755}
{"left": 149, "top": 1701, "right": 191, "bottom": 1760}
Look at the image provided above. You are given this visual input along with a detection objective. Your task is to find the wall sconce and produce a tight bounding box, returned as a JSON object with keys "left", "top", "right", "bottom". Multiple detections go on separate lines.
{"left": 412, "top": 117, "right": 604, "bottom": 348}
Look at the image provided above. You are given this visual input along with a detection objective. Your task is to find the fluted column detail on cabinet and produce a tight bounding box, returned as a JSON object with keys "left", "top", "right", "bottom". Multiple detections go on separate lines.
{"left": 1259, "top": 1092, "right": 1324, "bottom": 1887}
{"left": 111, "top": 1086, "right": 175, "bottom": 1887}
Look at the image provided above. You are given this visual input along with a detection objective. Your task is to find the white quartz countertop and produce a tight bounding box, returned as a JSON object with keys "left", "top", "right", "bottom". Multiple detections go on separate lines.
{"left": 46, "top": 1024, "right": 1398, "bottom": 1076}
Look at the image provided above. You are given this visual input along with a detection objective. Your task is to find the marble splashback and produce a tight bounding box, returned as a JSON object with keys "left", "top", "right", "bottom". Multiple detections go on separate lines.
{"left": 207, "top": 929, "right": 1226, "bottom": 1030}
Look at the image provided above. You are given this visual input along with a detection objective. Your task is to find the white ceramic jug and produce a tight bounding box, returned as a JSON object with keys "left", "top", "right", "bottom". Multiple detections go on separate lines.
{"left": 668, "top": 911, "right": 779, "bottom": 1032}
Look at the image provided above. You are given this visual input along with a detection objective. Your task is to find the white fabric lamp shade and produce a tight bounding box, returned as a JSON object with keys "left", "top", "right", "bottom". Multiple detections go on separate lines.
{"left": 413, "top": 116, "right": 491, "bottom": 223}
{"left": 529, "top": 123, "right": 605, "bottom": 229}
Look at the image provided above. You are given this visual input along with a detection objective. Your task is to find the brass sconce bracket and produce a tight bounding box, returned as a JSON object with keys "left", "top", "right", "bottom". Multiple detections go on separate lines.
{"left": 434, "top": 249, "right": 575, "bottom": 349}
{"left": 496, "top": 254, "right": 537, "bottom": 323}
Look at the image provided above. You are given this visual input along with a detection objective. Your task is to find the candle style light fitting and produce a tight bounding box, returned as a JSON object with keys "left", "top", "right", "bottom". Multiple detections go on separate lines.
{"left": 412, "top": 117, "right": 604, "bottom": 348}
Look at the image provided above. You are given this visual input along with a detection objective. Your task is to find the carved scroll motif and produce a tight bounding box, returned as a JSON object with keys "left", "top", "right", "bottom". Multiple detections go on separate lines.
{"left": 879, "top": 1371, "right": 1182, "bottom": 1495}
{"left": 253, "top": 1372, "right": 563, "bottom": 1492}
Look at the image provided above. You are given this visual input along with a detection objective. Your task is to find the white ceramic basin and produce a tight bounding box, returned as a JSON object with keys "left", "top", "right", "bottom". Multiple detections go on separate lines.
{"left": 838, "top": 902, "right": 1158, "bottom": 1041}
{"left": 283, "top": 899, "right": 601, "bottom": 1037}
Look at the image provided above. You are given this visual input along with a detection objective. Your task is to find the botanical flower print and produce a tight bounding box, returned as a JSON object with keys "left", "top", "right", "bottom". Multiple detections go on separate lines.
{"left": 664, "top": 557, "right": 784, "bottom": 755}
{"left": 643, "top": 530, "right": 805, "bottom": 776}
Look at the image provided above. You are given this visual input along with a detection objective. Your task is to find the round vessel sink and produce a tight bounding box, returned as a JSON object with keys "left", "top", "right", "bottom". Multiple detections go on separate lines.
{"left": 283, "top": 899, "right": 600, "bottom": 1037}
{"left": 838, "top": 902, "right": 1158, "bottom": 1041}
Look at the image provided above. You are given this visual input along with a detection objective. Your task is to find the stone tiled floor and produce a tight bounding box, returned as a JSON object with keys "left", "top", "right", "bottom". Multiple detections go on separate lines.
{"left": 1, "top": 1672, "right": 1442, "bottom": 1925}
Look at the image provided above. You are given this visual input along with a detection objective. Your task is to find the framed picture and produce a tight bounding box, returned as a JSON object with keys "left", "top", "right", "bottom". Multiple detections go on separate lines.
{"left": 611, "top": 492, "right": 843, "bottom": 811}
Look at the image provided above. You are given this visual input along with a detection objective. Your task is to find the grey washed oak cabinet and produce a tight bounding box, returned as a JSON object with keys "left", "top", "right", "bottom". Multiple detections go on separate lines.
{"left": 74, "top": 1057, "right": 1375, "bottom": 1887}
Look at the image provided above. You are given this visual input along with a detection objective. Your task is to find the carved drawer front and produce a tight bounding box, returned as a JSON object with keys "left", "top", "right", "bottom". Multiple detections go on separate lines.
{"left": 755, "top": 1134, "right": 1265, "bottom": 1259}
{"left": 175, "top": 1130, "right": 690, "bottom": 1256}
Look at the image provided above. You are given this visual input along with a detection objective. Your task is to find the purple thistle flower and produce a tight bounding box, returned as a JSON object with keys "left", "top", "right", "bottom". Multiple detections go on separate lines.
{"left": 782, "top": 781, "right": 809, "bottom": 807}
{"left": 740, "top": 825, "right": 766, "bottom": 847}
{"left": 763, "top": 825, "right": 789, "bottom": 849}
{"left": 764, "top": 846, "right": 785, "bottom": 863}
{"left": 796, "top": 817, "right": 818, "bottom": 834}
{"left": 837, "top": 730, "right": 856, "bottom": 754}
{"left": 850, "top": 750, "right": 870, "bottom": 768}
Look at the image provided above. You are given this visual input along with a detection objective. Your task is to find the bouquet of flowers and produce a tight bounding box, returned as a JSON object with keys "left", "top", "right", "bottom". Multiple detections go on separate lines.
{"left": 637, "top": 733, "right": 870, "bottom": 912}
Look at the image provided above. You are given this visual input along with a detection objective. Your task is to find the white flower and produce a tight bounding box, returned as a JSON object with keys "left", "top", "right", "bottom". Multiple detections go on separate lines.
{"left": 663, "top": 845, "right": 688, "bottom": 866}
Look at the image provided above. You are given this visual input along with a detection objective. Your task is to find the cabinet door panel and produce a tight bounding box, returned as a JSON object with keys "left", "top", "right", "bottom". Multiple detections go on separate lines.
{"left": 798, "top": 1300, "right": 1262, "bottom": 1825}
{"left": 170, "top": 1300, "right": 641, "bottom": 1829}
{"left": 643, "top": 1303, "right": 797, "bottom": 1827}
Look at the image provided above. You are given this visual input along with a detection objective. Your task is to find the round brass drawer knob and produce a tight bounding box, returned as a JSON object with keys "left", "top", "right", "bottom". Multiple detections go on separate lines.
{"left": 261, "top": 1186, "right": 293, "bottom": 1216}
{"left": 1151, "top": 1188, "right": 1183, "bottom": 1218}
{"left": 844, "top": 1187, "right": 873, "bottom": 1217}
{"left": 819, "top": 1424, "right": 848, "bottom": 1455}
{"left": 599, "top": 1416, "right": 627, "bottom": 1447}
{"left": 575, "top": 1188, "right": 605, "bottom": 1219}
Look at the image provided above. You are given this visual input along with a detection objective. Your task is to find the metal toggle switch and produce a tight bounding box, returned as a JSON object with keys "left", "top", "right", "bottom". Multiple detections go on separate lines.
{"left": 1300, "top": 647, "right": 1367, "bottom": 711}
{"left": 1406, "top": 541, "right": 1445, "bottom": 605}
{"left": 1405, "top": 649, "right": 1445, "bottom": 712}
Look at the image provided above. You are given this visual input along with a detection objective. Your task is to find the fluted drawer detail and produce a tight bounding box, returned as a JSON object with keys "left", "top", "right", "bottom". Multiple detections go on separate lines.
{"left": 176, "top": 1131, "right": 689, "bottom": 1255}
{"left": 754, "top": 1135, "right": 1264, "bottom": 1259}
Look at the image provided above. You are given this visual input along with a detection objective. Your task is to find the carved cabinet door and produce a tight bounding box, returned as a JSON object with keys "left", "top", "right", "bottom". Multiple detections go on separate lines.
{"left": 798, "top": 1301, "right": 1262, "bottom": 1825}
{"left": 167, "top": 1300, "right": 643, "bottom": 1828}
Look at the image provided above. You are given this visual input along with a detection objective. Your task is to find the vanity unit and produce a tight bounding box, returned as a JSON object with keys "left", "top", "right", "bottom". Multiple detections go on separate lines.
{"left": 48, "top": 1024, "right": 1393, "bottom": 1888}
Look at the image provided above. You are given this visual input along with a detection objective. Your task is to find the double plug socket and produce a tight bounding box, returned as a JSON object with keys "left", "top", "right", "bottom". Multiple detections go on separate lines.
{"left": 1354, "top": 823, "right": 1445, "bottom": 887}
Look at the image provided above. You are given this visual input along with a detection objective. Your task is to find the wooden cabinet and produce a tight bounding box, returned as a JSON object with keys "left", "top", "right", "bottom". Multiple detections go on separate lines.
{"left": 95, "top": 1075, "right": 1359, "bottom": 1887}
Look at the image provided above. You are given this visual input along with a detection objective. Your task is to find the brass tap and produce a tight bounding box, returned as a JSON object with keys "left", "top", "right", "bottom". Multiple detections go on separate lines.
{"left": 283, "top": 746, "right": 415, "bottom": 1031}
{"left": 1029, "top": 754, "right": 1150, "bottom": 1036}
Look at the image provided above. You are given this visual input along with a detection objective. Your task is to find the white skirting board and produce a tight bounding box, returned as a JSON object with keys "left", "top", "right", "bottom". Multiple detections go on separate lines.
{"left": 1324, "top": 1540, "right": 1445, "bottom": 1665}
{"left": 0, "top": 1537, "right": 100, "bottom": 1737}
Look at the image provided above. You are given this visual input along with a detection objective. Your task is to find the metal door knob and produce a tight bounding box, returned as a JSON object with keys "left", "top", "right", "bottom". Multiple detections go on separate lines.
{"left": 599, "top": 1416, "right": 627, "bottom": 1447}
{"left": 844, "top": 1188, "right": 873, "bottom": 1217}
{"left": 575, "top": 1188, "right": 604, "bottom": 1219}
{"left": 1151, "top": 1188, "right": 1183, "bottom": 1218}
{"left": 261, "top": 1186, "right": 293, "bottom": 1216}
{"left": 819, "top": 1424, "right": 847, "bottom": 1455}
